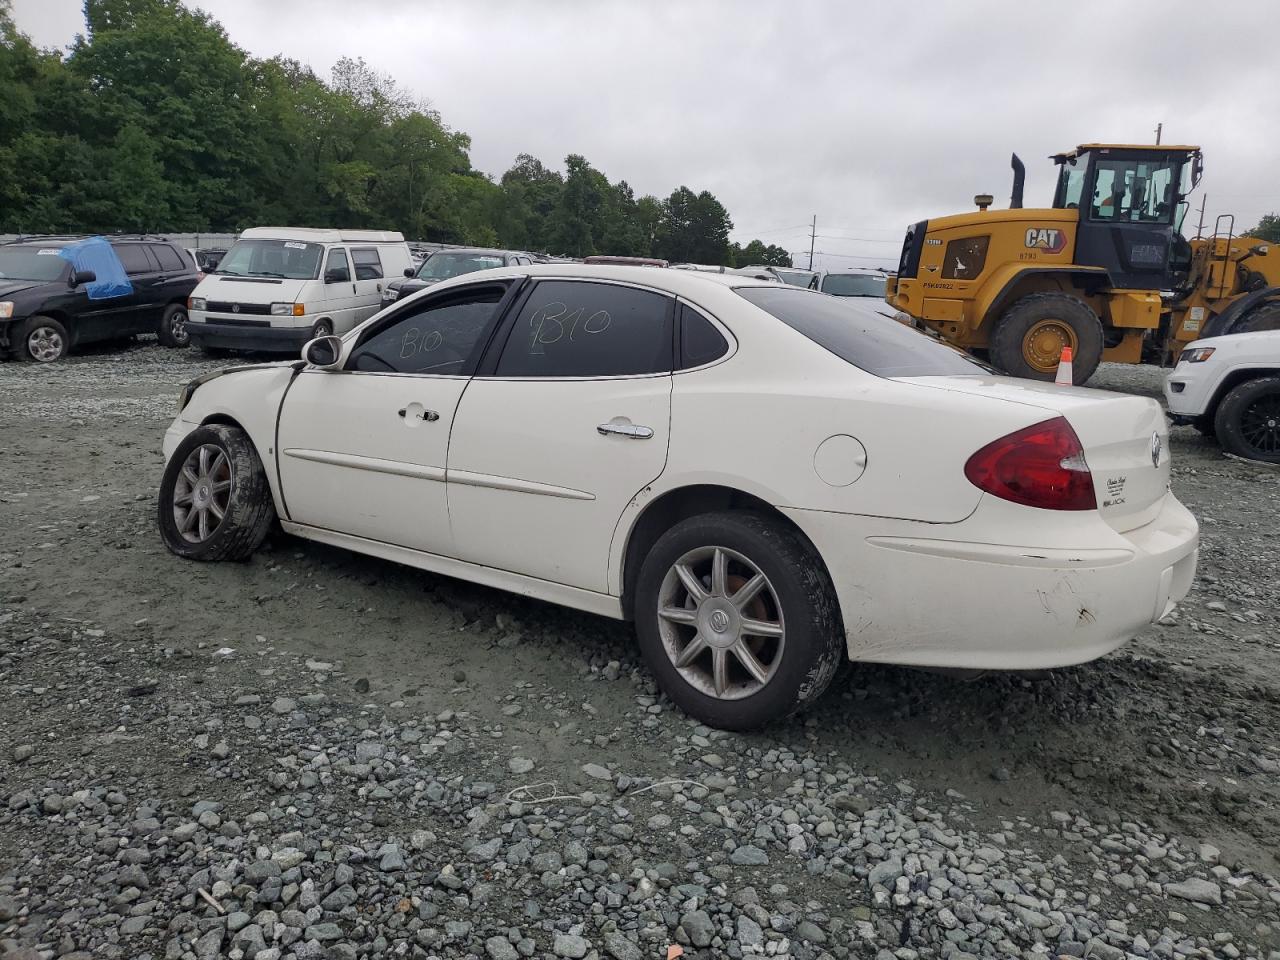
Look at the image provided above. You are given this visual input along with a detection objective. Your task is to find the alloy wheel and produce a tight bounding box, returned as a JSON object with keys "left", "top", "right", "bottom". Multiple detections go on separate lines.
{"left": 172, "top": 444, "right": 233, "bottom": 543}
{"left": 27, "top": 326, "right": 64, "bottom": 362}
{"left": 1240, "top": 394, "right": 1280, "bottom": 456}
{"left": 656, "top": 545, "right": 785, "bottom": 700}
{"left": 170, "top": 309, "right": 190, "bottom": 345}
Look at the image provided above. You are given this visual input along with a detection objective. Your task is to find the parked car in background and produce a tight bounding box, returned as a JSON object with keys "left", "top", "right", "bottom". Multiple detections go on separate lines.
{"left": 0, "top": 234, "right": 199, "bottom": 361}
{"left": 1165, "top": 330, "right": 1280, "bottom": 462}
{"left": 187, "top": 228, "right": 412, "bottom": 353}
{"left": 159, "top": 266, "right": 1197, "bottom": 729}
{"left": 195, "top": 248, "right": 227, "bottom": 273}
{"left": 817, "top": 268, "right": 888, "bottom": 299}
{"left": 185, "top": 248, "right": 205, "bottom": 282}
{"left": 583, "top": 255, "right": 668, "bottom": 267}
{"left": 671, "top": 263, "right": 733, "bottom": 273}
{"left": 382, "top": 247, "right": 535, "bottom": 307}
{"left": 737, "top": 265, "right": 817, "bottom": 288}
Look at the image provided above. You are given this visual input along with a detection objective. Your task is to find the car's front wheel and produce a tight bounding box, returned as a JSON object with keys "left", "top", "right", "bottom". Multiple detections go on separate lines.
{"left": 158, "top": 424, "right": 276, "bottom": 561}
{"left": 1214, "top": 375, "right": 1280, "bottom": 463}
{"left": 158, "top": 303, "right": 190, "bottom": 347}
{"left": 634, "top": 512, "right": 844, "bottom": 730}
{"left": 19, "top": 316, "right": 70, "bottom": 362}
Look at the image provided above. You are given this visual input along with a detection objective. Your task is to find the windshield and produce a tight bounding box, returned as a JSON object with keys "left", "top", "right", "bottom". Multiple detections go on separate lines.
{"left": 417, "top": 252, "right": 505, "bottom": 280}
{"left": 773, "top": 269, "right": 816, "bottom": 288}
{"left": 736, "top": 286, "right": 992, "bottom": 378}
{"left": 217, "top": 239, "right": 323, "bottom": 279}
{"left": 1088, "top": 154, "right": 1182, "bottom": 224}
{"left": 821, "top": 273, "right": 886, "bottom": 297}
{"left": 0, "top": 246, "right": 70, "bottom": 283}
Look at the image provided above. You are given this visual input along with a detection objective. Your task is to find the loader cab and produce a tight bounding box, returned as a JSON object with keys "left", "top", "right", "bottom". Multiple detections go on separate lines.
{"left": 1052, "top": 144, "right": 1201, "bottom": 290}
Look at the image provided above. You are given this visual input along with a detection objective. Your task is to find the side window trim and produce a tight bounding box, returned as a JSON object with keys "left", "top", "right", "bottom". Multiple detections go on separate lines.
{"left": 475, "top": 277, "right": 676, "bottom": 381}
{"left": 341, "top": 278, "right": 524, "bottom": 379}
{"left": 674, "top": 297, "right": 736, "bottom": 372}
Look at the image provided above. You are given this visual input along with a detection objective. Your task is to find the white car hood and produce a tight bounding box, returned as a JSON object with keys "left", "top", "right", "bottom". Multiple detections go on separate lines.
{"left": 194, "top": 274, "right": 310, "bottom": 304}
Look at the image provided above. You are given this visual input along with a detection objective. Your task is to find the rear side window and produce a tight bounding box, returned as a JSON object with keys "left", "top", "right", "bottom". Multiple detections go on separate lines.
{"left": 348, "top": 285, "right": 505, "bottom": 375}
{"left": 351, "top": 247, "right": 384, "bottom": 280}
{"left": 494, "top": 280, "right": 673, "bottom": 378}
{"left": 678, "top": 303, "right": 729, "bottom": 369}
{"left": 735, "top": 286, "right": 991, "bottom": 378}
{"left": 115, "top": 244, "right": 155, "bottom": 275}
{"left": 151, "top": 244, "right": 187, "bottom": 272}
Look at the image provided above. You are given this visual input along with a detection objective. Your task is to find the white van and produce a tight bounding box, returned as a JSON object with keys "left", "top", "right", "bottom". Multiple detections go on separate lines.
{"left": 186, "top": 228, "right": 412, "bottom": 353}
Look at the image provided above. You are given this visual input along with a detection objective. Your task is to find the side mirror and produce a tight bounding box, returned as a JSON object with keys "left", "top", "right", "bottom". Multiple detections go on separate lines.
{"left": 403, "top": 267, "right": 415, "bottom": 278}
{"left": 324, "top": 268, "right": 350, "bottom": 284}
{"left": 302, "top": 335, "right": 344, "bottom": 369}
{"left": 72, "top": 270, "right": 97, "bottom": 286}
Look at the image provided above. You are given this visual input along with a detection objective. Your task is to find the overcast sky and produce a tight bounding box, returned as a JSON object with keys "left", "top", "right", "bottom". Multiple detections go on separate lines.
{"left": 13, "top": 0, "right": 1280, "bottom": 269}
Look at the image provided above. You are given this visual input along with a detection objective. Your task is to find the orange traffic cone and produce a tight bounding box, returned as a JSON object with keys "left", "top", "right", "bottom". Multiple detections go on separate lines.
{"left": 1054, "top": 345, "right": 1074, "bottom": 386}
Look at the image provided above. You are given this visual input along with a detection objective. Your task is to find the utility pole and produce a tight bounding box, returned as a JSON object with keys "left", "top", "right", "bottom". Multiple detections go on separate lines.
{"left": 1195, "top": 193, "right": 1207, "bottom": 239}
{"left": 1155, "top": 122, "right": 1162, "bottom": 145}
{"left": 807, "top": 215, "right": 816, "bottom": 270}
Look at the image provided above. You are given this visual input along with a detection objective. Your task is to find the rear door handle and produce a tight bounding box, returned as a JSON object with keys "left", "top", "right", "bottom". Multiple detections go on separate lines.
{"left": 597, "top": 422, "right": 653, "bottom": 439}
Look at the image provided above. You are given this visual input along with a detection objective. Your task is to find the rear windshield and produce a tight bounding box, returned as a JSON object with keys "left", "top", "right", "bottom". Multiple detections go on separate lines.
{"left": 0, "top": 246, "right": 70, "bottom": 283}
{"left": 821, "top": 273, "right": 886, "bottom": 298}
{"left": 736, "top": 286, "right": 991, "bottom": 378}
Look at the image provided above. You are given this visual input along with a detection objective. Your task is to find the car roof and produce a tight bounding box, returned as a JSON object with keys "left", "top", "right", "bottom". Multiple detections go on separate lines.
{"left": 240, "top": 227, "right": 406, "bottom": 244}
{"left": 427, "top": 247, "right": 524, "bottom": 257}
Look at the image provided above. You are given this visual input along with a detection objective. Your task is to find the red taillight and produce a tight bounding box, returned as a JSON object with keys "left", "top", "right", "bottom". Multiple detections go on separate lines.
{"left": 964, "top": 417, "right": 1096, "bottom": 511}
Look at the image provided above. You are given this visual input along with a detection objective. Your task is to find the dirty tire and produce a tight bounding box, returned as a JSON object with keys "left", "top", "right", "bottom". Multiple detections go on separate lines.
{"left": 634, "top": 511, "right": 844, "bottom": 731}
{"left": 1213, "top": 375, "right": 1280, "bottom": 463}
{"left": 158, "top": 424, "right": 276, "bottom": 561}
{"left": 1235, "top": 300, "right": 1280, "bottom": 334}
{"left": 157, "top": 303, "right": 190, "bottom": 347}
{"left": 990, "top": 293, "right": 1103, "bottom": 384}
{"left": 312, "top": 318, "right": 334, "bottom": 338}
{"left": 19, "top": 315, "right": 70, "bottom": 363}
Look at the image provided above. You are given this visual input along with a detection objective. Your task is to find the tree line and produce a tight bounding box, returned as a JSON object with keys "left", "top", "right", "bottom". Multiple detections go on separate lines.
{"left": 0, "top": 0, "right": 792, "bottom": 267}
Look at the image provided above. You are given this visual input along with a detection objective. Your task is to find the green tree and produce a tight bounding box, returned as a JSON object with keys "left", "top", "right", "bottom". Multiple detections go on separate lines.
{"left": 1244, "top": 214, "right": 1280, "bottom": 243}
{"left": 655, "top": 187, "right": 733, "bottom": 264}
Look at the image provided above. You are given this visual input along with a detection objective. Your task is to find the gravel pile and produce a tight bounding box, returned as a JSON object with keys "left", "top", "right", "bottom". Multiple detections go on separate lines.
{"left": 1, "top": 348, "right": 1277, "bottom": 959}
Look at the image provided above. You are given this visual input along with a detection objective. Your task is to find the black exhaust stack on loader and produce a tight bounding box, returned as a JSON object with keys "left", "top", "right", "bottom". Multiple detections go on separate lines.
{"left": 1010, "top": 154, "right": 1025, "bottom": 209}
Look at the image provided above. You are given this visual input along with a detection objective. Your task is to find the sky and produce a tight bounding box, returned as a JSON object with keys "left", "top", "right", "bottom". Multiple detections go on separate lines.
{"left": 12, "top": 0, "right": 1280, "bottom": 270}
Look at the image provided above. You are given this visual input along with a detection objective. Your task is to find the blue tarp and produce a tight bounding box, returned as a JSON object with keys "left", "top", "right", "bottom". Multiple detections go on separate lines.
{"left": 56, "top": 236, "right": 133, "bottom": 300}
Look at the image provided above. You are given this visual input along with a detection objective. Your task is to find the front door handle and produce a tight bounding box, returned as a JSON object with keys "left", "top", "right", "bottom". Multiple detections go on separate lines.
{"left": 597, "top": 422, "right": 654, "bottom": 439}
{"left": 399, "top": 407, "right": 440, "bottom": 422}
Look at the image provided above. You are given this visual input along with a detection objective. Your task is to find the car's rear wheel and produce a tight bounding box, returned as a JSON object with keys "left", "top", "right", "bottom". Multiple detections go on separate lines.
{"left": 19, "top": 316, "right": 70, "bottom": 363}
{"left": 990, "top": 293, "right": 1103, "bottom": 384}
{"left": 158, "top": 424, "right": 276, "bottom": 561}
{"left": 634, "top": 512, "right": 844, "bottom": 730}
{"left": 1214, "top": 375, "right": 1280, "bottom": 463}
{"left": 158, "top": 303, "right": 190, "bottom": 347}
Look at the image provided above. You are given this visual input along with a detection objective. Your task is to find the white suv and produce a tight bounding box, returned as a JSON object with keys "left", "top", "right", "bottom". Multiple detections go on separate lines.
{"left": 1165, "top": 330, "right": 1280, "bottom": 462}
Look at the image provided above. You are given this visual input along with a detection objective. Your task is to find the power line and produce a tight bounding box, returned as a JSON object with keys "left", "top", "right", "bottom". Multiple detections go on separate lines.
{"left": 812, "top": 234, "right": 900, "bottom": 244}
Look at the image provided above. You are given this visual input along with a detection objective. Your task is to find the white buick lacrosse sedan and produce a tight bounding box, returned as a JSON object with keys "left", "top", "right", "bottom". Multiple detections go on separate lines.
{"left": 159, "top": 265, "right": 1198, "bottom": 730}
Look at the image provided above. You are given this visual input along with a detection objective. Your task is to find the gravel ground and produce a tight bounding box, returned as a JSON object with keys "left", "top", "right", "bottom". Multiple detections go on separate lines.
{"left": 1, "top": 341, "right": 1278, "bottom": 960}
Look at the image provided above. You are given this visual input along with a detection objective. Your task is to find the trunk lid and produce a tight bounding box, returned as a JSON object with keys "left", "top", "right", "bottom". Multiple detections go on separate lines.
{"left": 897, "top": 375, "right": 1170, "bottom": 532}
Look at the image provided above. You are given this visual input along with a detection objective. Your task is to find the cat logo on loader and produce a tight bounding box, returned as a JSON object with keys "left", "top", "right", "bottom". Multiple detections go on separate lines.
{"left": 1025, "top": 228, "right": 1067, "bottom": 253}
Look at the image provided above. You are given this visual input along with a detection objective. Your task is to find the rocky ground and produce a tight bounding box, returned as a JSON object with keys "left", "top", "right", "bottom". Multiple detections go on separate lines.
{"left": 0, "top": 341, "right": 1277, "bottom": 960}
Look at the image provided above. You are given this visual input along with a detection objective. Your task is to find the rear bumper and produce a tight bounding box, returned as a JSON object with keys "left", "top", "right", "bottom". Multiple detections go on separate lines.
{"left": 785, "top": 493, "right": 1199, "bottom": 670}
{"left": 188, "top": 320, "right": 311, "bottom": 353}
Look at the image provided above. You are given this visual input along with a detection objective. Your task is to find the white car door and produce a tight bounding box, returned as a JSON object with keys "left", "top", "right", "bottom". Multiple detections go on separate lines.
{"left": 446, "top": 278, "right": 675, "bottom": 592}
{"left": 350, "top": 246, "right": 389, "bottom": 325}
{"left": 276, "top": 280, "right": 517, "bottom": 554}
{"left": 319, "top": 247, "right": 361, "bottom": 334}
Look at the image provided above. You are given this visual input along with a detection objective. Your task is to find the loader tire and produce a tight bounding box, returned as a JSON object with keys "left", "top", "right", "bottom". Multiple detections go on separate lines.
{"left": 990, "top": 293, "right": 1104, "bottom": 385}
{"left": 1236, "top": 301, "right": 1280, "bottom": 334}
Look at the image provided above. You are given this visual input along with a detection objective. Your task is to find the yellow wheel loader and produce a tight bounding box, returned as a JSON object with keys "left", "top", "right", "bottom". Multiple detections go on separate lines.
{"left": 884, "top": 145, "right": 1280, "bottom": 384}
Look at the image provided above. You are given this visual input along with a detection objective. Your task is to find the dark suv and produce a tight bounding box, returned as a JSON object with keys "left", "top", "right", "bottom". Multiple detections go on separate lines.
{"left": 0, "top": 235, "right": 200, "bottom": 362}
{"left": 380, "top": 247, "right": 535, "bottom": 308}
